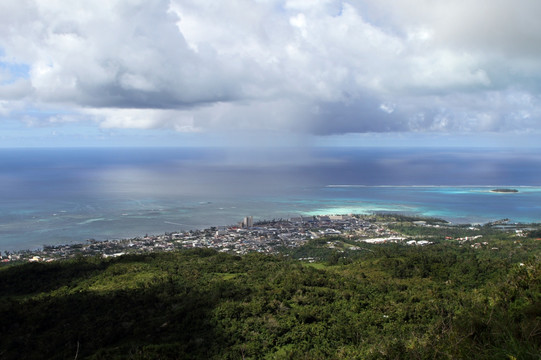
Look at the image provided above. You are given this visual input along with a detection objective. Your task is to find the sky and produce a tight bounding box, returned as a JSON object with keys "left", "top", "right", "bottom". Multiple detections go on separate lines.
{"left": 1, "top": 0, "right": 541, "bottom": 148}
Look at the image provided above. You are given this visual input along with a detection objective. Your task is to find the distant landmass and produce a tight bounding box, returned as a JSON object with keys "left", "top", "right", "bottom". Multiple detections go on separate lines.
{"left": 490, "top": 188, "right": 519, "bottom": 193}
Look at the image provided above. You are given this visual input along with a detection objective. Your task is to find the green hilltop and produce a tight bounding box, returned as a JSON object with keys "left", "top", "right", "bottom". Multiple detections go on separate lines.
{"left": 0, "top": 216, "right": 540, "bottom": 359}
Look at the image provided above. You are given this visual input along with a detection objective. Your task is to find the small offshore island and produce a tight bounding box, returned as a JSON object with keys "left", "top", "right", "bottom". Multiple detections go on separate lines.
{"left": 490, "top": 188, "right": 519, "bottom": 193}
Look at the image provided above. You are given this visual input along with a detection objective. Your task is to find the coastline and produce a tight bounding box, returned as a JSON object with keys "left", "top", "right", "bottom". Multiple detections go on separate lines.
{"left": 2, "top": 185, "right": 541, "bottom": 252}
{"left": 1, "top": 213, "right": 536, "bottom": 264}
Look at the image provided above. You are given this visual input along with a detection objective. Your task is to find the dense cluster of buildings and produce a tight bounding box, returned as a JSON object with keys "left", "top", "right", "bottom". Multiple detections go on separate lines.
{"left": 2, "top": 214, "right": 405, "bottom": 263}
{"left": 12, "top": 214, "right": 528, "bottom": 264}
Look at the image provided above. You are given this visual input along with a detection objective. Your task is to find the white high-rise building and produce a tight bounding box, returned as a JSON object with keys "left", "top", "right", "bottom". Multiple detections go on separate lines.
{"left": 242, "top": 216, "right": 253, "bottom": 228}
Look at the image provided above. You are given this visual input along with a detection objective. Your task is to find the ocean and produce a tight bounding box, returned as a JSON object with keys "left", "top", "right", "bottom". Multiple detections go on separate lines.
{"left": 1, "top": 146, "right": 541, "bottom": 251}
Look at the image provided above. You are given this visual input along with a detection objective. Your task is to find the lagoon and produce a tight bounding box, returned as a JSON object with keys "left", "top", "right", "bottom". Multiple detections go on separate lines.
{"left": 1, "top": 147, "right": 540, "bottom": 251}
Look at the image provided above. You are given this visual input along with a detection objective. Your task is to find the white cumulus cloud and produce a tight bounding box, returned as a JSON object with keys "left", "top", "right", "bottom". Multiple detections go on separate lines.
{"left": 0, "top": 0, "right": 540, "bottom": 138}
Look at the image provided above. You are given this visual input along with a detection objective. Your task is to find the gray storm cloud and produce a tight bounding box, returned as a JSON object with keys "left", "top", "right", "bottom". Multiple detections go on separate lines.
{"left": 0, "top": 0, "right": 540, "bottom": 136}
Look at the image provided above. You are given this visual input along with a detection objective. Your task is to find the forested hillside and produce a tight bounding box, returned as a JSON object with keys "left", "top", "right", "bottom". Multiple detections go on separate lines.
{"left": 1, "top": 234, "right": 539, "bottom": 359}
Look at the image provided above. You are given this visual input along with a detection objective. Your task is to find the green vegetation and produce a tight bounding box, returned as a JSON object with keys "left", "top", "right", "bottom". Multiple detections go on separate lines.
{"left": 367, "top": 213, "right": 449, "bottom": 225}
{"left": 1, "top": 231, "right": 540, "bottom": 359}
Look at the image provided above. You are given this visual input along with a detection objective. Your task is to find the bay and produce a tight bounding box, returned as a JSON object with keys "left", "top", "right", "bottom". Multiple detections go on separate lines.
{"left": 1, "top": 147, "right": 540, "bottom": 251}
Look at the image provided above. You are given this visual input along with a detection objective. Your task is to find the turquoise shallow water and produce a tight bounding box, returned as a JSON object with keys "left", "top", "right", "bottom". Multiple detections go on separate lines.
{"left": 304, "top": 186, "right": 541, "bottom": 224}
{"left": 3, "top": 185, "right": 540, "bottom": 252}
{"left": 1, "top": 147, "right": 541, "bottom": 251}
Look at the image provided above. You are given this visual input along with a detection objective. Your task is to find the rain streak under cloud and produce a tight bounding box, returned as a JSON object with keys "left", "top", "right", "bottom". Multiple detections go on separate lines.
{"left": 1, "top": 0, "right": 541, "bottom": 145}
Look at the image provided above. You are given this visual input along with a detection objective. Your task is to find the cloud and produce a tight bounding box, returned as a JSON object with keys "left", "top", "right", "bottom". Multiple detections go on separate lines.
{"left": 86, "top": 108, "right": 199, "bottom": 132}
{"left": 0, "top": 78, "right": 33, "bottom": 100}
{"left": 370, "top": 0, "right": 541, "bottom": 58}
{"left": 0, "top": 0, "right": 540, "bottom": 139}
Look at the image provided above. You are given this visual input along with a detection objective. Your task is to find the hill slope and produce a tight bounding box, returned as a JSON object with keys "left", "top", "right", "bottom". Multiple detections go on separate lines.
{"left": 1, "top": 239, "right": 540, "bottom": 359}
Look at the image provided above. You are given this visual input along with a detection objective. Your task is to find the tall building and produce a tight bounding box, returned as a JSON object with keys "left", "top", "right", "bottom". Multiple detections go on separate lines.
{"left": 242, "top": 216, "right": 253, "bottom": 228}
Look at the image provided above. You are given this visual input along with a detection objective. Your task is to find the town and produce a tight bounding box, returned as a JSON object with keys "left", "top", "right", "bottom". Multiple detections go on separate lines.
{"left": 0, "top": 214, "right": 528, "bottom": 263}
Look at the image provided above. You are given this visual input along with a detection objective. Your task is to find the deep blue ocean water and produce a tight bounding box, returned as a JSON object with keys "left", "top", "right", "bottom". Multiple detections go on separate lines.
{"left": 1, "top": 147, "right": 541, "bottom": 251}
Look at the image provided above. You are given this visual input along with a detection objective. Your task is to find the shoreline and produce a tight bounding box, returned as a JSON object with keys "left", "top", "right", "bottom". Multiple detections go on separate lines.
{"left": 1, "top": 213, "right": 536, "bottom": 264}
{"left": 2, "top": 185, "right": 541, "bottom": 252}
